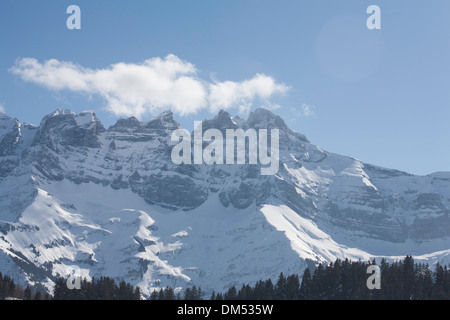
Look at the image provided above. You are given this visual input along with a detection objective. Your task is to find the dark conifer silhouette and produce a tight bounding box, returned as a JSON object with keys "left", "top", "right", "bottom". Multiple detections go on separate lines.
{"left": 1, "top": 256, "right": 449, "bottom": 300}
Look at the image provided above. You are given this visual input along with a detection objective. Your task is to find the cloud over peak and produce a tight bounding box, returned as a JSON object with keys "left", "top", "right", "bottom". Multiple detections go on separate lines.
{"left": 10, "top": 54, "right": 289, "bottom": 118}
{"left": 209, "top": 73, "right": 289, "bottom": 114}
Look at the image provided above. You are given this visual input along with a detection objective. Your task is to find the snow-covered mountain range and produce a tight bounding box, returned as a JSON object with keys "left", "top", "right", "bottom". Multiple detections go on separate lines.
{"left": 0, "top": 108, "right": 449, "bottom": 297}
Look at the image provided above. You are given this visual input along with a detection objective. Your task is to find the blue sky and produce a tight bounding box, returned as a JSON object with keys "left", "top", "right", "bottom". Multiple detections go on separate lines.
{"left": 0, "top": 0, "right": 449, "bottom": 175}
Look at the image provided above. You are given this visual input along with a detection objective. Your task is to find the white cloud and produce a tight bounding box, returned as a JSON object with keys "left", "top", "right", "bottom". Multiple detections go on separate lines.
{"left": 263, "top": 102, "right": 282, "bottom": 111}
{"left": 10, "top": 55, "right": 289, "bottom": 118}
{"left": 10, "top": 55, "right": 207, "bottom": 118}
{"left": 208, "top": 74, "right": 289, "bottom": 114}
{"left": 289, "top": 104, "right": 317, "bottom": 120}
{"left": 0, "top": 103, "right": 4, "bottom": 114}
{"left": 300, "top": 104, "right": 316, "bottom": 118}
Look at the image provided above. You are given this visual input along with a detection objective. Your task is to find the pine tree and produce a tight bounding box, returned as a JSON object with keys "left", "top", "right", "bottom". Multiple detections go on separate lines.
{"left": 150, "top": 289, "right": 159, "bottom": 300}
{"left": 158, "top": 288, "right": 165, "bottom": 300}
{"left": 244, "top": 284, "right": 253, "bottom": 300}
{"left": 286, "top": 274, "right": 299, "bottom": 300}
{"left": 263, "top": 279, "right": 275, "bottom": 300}
{"left": 191, "top": 286, "right": 198, "bottom": 300}
{"left": 53, "top": 277, "right": 67, "bottom": 300}
{"left": 299, "top": 268, "right": 312, "bottom": 300}
{"left": 0, "top": 273, "right": 3, "bottom": 300}
{"left": 183, "top": 287, "right": 192, "bottom": 300}
{"left": 275, "top": 273, "right": 287, "bottom": 300}
{"left": 224, "top": 285, "right": 237, "bottom": 300}
{"left": 340, "top": 258, "right": 353, "bottom": 299}
{"left": 24, "top": 286, "right": 33, "bottom": 300}
{"left": 253, "top": 280, "right": 265, "bottom": 300}
{"left": 196, "top": 287, "right": 203, "bottom": 300}
{"left": 189, "top": 285, "right": 202, "bottom": 300}
{"left": 34, "top": 291, "right": 42, "bottom": 300}
{"left": 403, "top": 255, "right": 415, "bottom": 299}
{"left": 164, "top": 286, "right": 176, "bottom": 300}
{"left": 236, "top": 284, "right": 253, "bottom": 300}
{"left": 237, "top": 284, "right": 247, "bottom": 300}
{"left": 118, "top": 281, "right": 128, "bottom": 300}
{"left": 133, "top": 286, "right": 141, "bottom": 300}
{"left": 311, "top": 263, "right": 325, "bottom": 299}
{"left": 433, "top": 263, "right": 446, "bottom": 299}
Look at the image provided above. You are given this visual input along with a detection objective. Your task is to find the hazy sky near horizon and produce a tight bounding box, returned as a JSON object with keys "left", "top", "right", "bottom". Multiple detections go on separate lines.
{"left": 0, "top": 0, "right": 449, "bottom": 175}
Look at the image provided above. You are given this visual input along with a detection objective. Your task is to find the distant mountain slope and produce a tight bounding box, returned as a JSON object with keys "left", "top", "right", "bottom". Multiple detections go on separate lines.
{"left": 0, "top": 108, "right": 449, "bottom": 296}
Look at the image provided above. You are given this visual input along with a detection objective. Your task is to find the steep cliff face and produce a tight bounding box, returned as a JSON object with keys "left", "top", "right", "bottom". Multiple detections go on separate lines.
{"left": 0, "top": 108, "right": 449, "bottom": 296}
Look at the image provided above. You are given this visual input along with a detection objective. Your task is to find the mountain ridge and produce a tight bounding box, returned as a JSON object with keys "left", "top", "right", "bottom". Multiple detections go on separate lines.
{"left": 0, "top": 107, "right": 449, "bottom": 297}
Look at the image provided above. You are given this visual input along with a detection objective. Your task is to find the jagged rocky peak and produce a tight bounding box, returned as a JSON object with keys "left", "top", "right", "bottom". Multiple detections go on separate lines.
{"left": 75, "top": 110, "right": 103, "bottom": 128}
{"left": 246, "top": 108, "right": 309, "bottom": 143}
{"left": 231, "top": 115, "right": 245, "bottom": 127}
{"left": 0, "top": 111, "right": 19, "bottom": 129}
{"left": 38, "top": 108, "right": 103, "bottom": 129}
{"left": 0, "top": 111, "right": 11, "bottom": 120}
{"left": 33, "top": 108, "right": 105, "bottom": 148}
{"left": 202, "top": 109, "right": 238, "bottom": 131}
{"left": 216, "top": 109, "right": 237, "bottom": 127}
{"left": 108, "top": 116, "right": 141, "bottom": 132}
{"left": 0, "top": 121, "right": 21, "bottom": 157}
{"left": 247, "top": 108, "right": 287, "bottom": 129}
{"left": 0, "top": 112, "right": 38, "bottom": 157}
{"left": 0, "top": 121, "right": 16, "bottom": 141}
{"left": 143, "top": 110, "right": 179, "bottom": 131}
{"left": 39, "top": 108, "right": 75, "bottom": 125}
{"left": 159, "top": 110, "right": 176, "bottom": 122}
{"left": 109, "top": 110, "right": 180, "bottom": 134}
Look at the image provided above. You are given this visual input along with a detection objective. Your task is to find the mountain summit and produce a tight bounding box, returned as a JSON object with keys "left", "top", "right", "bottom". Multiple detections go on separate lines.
{"left": 0, "top": 108, "right": 449, "bottom": 296}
